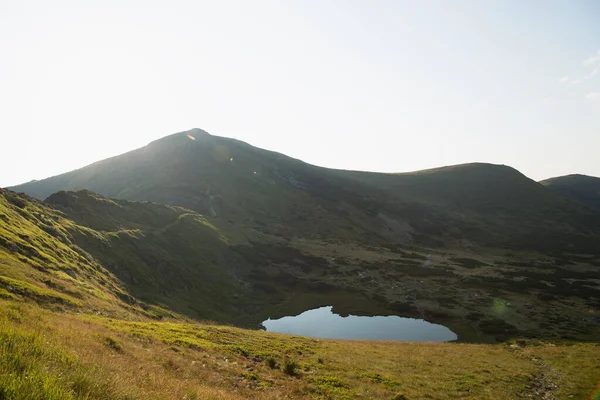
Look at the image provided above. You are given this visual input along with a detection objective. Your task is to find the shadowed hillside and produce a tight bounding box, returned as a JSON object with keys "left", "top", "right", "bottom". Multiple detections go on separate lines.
{"left": 9, "top": 129, "right": 600, "bottom": 255}
{"left": 0, "top": 188, "right": 247, "bottom": 322}
{"left": 5, "top": 129, "right": 600, "bottom": 345}
{"left": 1, "top": 188, "right": 599, "bottom": 399}
{"left": 541, "top": 174, "right": 600, "bottom": 212}
{"left": 44, "top": 189, "right": 254, "bottom": 323}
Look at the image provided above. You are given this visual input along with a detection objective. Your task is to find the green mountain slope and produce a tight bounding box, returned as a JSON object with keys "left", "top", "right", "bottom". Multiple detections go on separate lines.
{"left": 3, "top": 182, "right": 600, "bottom": 341}
{"left": 9, "top": 129, "right": 600, "bottom": 255}
{"left": 0, "top": 188, "right": 133, "bottom": 315}
{"left": 541, "top": 174, "right": 600, "bottom": 212}
{"left": 4, "top": 129, "right": 600, "bottom": 343}
{"left": 0, "top": 188, "right": 272, "bottom": 325}
{"left": 335, "top": 163, "right": 600, "bottom": 252}
{"left": 1, "top": 188, "right": 599, "bottom": 399}
{"left": 43, "top": 189, "right": 251, "bottom": 323}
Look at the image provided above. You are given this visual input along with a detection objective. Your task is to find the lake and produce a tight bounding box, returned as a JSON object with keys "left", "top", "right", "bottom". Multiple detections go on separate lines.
{"left": 262, "top": 306, "right": 457, "bottom": 342}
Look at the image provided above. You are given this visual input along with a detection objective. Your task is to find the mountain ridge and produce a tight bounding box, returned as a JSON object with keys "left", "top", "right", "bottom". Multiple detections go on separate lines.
{"left": 4, "top": 129, "right": 555, "bottom": 196}
{"left": 8, "top": 129, "right": 600, "bottom": 256}
{"left": 540, "top": 173, "right": 600, "bottom": 212}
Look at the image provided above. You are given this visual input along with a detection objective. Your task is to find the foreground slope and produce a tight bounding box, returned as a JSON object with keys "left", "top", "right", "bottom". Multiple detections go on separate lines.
{"left": 2, "top": 300, "right": 600, "bottom": 399}
{"left": 9, "top": 128, "right": 600, "bottom": 254}
{"left": 541, "top": 174, "right": 600, "bottom": 212}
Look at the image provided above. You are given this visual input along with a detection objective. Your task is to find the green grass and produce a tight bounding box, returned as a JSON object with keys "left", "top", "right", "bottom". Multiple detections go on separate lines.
{"left": 3, "top": 187, "right": 600, "bottom": 343}
{"left": 0, "top": 275, "right": 81, "bottom": 306}
{"left": 0, "top": 188, "right": 247, "bottom": 324}
{"left": 0, "top": 305, "right": 133, "bottom": 400}
{"left": 1, "top": 184, "right": 599, "bottom": 399}
{"left": 1, "top": 300, "right": 598, "bottom": 399}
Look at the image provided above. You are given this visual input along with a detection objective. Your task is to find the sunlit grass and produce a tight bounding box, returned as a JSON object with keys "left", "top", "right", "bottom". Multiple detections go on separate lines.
{"left": 1, "top": 300, "right": 598, "bottom": 400}
{"left": 1, "top": 188, "right": 599, "bottom": 399}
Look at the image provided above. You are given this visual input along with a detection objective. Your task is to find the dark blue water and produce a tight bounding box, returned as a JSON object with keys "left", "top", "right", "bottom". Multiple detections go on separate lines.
{"left": 262, "top": 306, "right": 457, "bottom": 342}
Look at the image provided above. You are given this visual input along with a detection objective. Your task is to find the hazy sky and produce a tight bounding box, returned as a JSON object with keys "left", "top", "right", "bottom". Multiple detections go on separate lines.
{"left": 1, "top": 0, "right": 599, "bottom": 187}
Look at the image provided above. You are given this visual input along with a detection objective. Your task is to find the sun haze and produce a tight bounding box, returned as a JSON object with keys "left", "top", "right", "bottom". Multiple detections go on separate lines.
{"left": 1, "top": 0, "right": 599, "bottom": 187}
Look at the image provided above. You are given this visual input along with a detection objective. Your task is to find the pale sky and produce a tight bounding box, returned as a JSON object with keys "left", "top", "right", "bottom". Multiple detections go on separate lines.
{"left": 1, "top": 0, "right": 599, "bottom": 188}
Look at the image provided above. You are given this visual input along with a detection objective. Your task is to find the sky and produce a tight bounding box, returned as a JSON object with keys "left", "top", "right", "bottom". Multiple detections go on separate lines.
{"left": 1, "top": 0, "right": 599, "bottom": 188}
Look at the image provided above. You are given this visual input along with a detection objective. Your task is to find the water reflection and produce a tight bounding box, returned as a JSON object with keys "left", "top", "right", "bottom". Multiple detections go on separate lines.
{"left": 262, "top": 306, "right": 457, "bottom": 342}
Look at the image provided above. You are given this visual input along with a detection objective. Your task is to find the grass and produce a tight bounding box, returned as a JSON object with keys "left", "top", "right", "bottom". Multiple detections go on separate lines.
{"left": 283, "top": 359, "right": 299, "bottom": 376}
{"left": 266, "top": 357, "right": 277, "bottom": 369}
{"left": 1, "top": 300, "right": 599, "bottom": 400}
{"left": 2, "top": 187, "right": 600, "bottom": 344}
{"left": 0, "top": 275, "right": 81, "bottom": 306}
{"left": 1, "top": 187, "right": 599, "bottom": 399}
{"left": 0, "top": 305, "right": 131, "bottom": 400}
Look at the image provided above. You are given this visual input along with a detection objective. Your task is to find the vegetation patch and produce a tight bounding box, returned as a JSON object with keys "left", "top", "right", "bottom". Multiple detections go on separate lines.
{"left": 0, "top": 276, "right": 81, "bottom": 306}
{"left": 266, "top": 356, "right": 278, "bottom": 369}
{"left": 0, "top": 321, "right": 129, "bottom": 400}
{"left": 449, "top": 257, "right": 488, "bottom": 268}
{"left": 312, "top": 375, "right": 349, "bottom": 388}
{"left": 240, "top": 372, "right": 260, "bottom": 381}
{"left": 364, "top": 372, "right": 402, "bottom": 389}
{"left": 283, "top": 359, "right": 299, "bottom": 376}
{"left": 103, "top": 336, "right": 123, "bottom": 353}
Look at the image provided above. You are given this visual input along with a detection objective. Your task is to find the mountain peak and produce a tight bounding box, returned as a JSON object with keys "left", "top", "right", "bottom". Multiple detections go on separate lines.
{"left": 541, "top": 173, "right": 600, "bottom": 184}
{"left": 147, "top": 128, "right": 212, "bottom": 147}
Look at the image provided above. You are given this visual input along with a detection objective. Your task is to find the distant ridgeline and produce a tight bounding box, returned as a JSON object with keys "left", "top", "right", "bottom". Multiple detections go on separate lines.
{"left": 9, "top": 128, "right": 600, "bottom": 255}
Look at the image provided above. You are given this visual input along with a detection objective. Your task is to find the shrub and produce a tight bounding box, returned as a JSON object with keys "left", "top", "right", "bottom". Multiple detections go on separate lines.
{"left": 240, "top": 372, "right": 259, "bottom": 381}
{"left": 283, "top": 359, "right": 298, "bottom": 376}
{"left": 5, "top": 193, "right": 27, "bottom": 209}
{"left": 103, "top": 336, "right": 122, "bottom": 353}
{"left": 266, "top": 357, "right": 277, "bottom": 369}
{"left": 229, "top": 345, "right": 249, "bottom": 357}
{"left": 163, "top": 359, "right": 179, "bottom": 370}
{"left": 312, "top": 376, "right": 349, "bottom": 388}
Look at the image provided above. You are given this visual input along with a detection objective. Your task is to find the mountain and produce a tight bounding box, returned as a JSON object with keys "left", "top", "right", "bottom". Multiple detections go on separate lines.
{"left": 540, "top": 174, "right": 600, "bottom": 212}
{"left": 5, "top": 129, "right": 600, "bottom": 344}
{"left": 9, "top": 128, "right": 600, "bottom": 255}
{"left": 1, "top": 177, "right": 599, "bottom": 399}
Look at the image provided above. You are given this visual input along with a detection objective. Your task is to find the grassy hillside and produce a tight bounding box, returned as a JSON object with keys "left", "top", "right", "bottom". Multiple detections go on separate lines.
{"left": 0, "top": 188, "right": 135, "bottom": 316}
{"left": 2, "top": 301, "right": 600, "bottom": 400}
{"left": 3, "top": 187, "right": 600, "bottom": 344}
{"left": 541, "top": 174, "right": 600, "bottom": 212}
{"left": 334, "top": 163, "right": 600, "bottom": 252}
{"left": 1, "top": 182, "right": 600, "bottom": 398}
{"left": 6, "top": 129, "right": 600, "bottom": 343}
{"left": 0, "top": 188, "right": 264, "bottom": 324}
{"left": 9, "top": 129, "right": 600, "bottom": 254}
{"left": 43, "top": 189, "right": 250, "bottom": 323}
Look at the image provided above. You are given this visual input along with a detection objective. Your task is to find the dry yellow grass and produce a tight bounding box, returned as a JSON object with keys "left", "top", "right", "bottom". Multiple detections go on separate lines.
{"left": 2, "top": 300, "right": 598, "bottom": 400}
